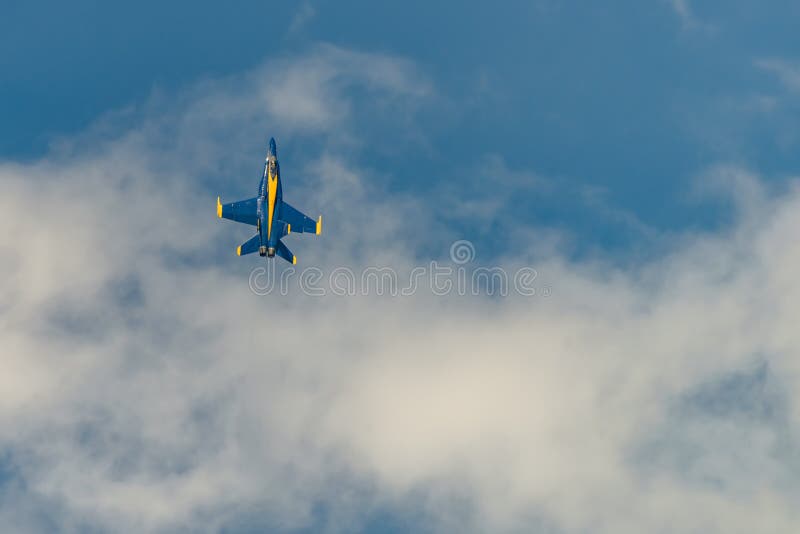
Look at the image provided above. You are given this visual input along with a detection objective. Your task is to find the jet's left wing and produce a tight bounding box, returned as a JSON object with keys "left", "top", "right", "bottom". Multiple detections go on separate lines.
{"left": 278, "top": 200, "right": 321, "bottom": 234}
{"left": 217, "top": 196, "right": 258, "bottom": 226}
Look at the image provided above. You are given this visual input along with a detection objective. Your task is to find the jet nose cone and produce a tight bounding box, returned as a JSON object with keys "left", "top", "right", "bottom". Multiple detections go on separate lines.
{"left": 268, "top": 137, "right": 277, "bottom": 158}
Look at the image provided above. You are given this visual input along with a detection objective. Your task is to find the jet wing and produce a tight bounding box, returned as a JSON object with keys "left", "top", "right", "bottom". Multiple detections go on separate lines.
{"left": 278, "top": 200, "right": 321, "bottom": 234}
{"left": 217, "top": 196, "right": 258, "bottom": 226}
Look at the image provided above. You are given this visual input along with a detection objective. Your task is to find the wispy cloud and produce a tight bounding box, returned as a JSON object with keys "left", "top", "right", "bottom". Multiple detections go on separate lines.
{"left": 756, "top": 58, "right": 800, "bottom": 93}
{"left": 288, "top": 2, "right": 317, "bottom": 34}
{"left": 2, "top": 46, "right": 800, "bottom": 534}
{"left": 666, "top": 0, "right": 715, "bottom": 32}
{"left": 670, "top": 0, "right": 693, "bottom": 24}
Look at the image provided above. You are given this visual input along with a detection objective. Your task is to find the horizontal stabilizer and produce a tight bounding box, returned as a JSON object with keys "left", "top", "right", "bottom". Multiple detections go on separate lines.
{"left": 276, "top": 239, "right": 296, "bottom": 265}
{"left": 237, "top": 234, "right": 261, "bottom": 256}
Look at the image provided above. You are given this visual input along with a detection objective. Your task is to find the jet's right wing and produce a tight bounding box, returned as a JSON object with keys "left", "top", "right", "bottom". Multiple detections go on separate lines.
{"left": 278, "top": 200, "right": 321, "bottom": 234}
{"left": 217, "top": 196, "right": 258, "bottom": 226}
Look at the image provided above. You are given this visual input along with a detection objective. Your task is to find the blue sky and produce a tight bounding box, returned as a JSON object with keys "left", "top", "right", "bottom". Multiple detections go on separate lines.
{"left": 3, "top": 2, "right": 800, "bottom": 533}
{"left": 6, "top": 0, "right": 800, "bottom": 253}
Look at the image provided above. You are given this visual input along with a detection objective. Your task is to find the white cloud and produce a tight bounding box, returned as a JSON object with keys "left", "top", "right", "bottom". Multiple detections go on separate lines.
{"left": 670, "top": 0, "right": 693, "bottom": 23}
{"left": 288, "top": 3, "right": 317, "bottom": 34}
{"left": 2, "top": 46, "right": 800, "bottom": 533}
{"left": 666, "top": 0, "right": 715, "bottom": 33}
{"left": 757, "top": 58, "right": 800, "bottom": 93}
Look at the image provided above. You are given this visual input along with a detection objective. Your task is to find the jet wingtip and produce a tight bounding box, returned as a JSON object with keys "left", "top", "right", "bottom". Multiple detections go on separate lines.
{"left": 292, "top": 255, "right": 297, "bottom": 265}
{"left": 236, "top": 245, "right": 242, "bottom": 256}
{"left": 316, "top": 215, "right": 322, "bottom": 235}
{"left": 216, "top": 196, "right": 222, "bottom": 218}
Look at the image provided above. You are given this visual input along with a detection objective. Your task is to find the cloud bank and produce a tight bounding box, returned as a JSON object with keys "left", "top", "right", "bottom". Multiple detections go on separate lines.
{"left": 1, "top": 45, "right": 800, "bottom": 533}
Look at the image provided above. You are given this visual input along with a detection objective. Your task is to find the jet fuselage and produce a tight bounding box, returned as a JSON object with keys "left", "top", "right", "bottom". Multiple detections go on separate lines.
{"left": 257, "top": 138, "right": 283, "bottom": 257}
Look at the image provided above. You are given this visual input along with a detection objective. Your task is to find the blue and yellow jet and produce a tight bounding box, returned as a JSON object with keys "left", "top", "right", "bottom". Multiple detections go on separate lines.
{"left": 217, "top": 137, "right": 321, "bottom": 264}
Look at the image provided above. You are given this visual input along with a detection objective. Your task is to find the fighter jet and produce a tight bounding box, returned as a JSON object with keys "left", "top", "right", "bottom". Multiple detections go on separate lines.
{"left": 217, "top": 137, "right": 321, "bottom": 264}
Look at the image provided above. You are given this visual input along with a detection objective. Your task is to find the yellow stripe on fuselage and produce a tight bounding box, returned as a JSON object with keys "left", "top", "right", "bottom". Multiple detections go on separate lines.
{"left": 267, "top": 168, "right": 278, "bottom": 239}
